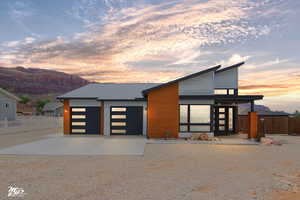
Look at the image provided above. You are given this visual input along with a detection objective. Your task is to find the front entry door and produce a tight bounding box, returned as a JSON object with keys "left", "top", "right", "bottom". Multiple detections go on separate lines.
{"left": 214, "top": 106, "right": 235, "bottom": 136}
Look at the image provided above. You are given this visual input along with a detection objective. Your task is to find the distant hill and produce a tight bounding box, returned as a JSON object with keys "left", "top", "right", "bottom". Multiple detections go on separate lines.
{"left": 0, "top": 66, "right": 90, "bottom": 96}
{"left": 238, "top": 103, "right": 290, "bottom": 115}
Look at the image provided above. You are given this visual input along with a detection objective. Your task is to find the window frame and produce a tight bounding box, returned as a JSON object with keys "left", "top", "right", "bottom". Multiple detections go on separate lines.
{"left": 214, "top": 88, "right": 237, "bottom": 95}
{"left": 179, "top": 104, "right": 212, "bottom": 133}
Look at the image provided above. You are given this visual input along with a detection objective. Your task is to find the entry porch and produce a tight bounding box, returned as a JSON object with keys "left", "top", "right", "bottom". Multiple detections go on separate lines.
{"left": 179, "top": 95, "right": 263, "bottom": 139}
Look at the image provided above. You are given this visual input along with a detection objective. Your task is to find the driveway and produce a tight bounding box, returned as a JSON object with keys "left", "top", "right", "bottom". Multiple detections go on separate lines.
{"left": 0, "top": 135, "right": 146, "bottom": 155}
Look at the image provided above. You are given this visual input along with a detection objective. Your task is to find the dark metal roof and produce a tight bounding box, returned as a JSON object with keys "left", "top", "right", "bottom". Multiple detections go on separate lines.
{"left": 57, "top": 83, "right": 159, "bottom": 100}
{"left": 215, "top": 62, "right": 245, "bottom": 73}
{"left": 142, "top": 65, "right": 221, "bottom": 95}
{"left": 180, "top": 95, "right": 264, "bottom": 103}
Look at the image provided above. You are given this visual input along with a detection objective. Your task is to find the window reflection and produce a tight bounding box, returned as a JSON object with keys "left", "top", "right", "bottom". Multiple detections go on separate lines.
{"left": 180, "top": 105, "right": 188, "bottom": 123}
{"left": 190, "top": 105, "right": 210, "bottom": 123}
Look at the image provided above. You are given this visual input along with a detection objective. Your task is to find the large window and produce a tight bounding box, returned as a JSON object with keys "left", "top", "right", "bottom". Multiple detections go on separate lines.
{"left": 179, "top": 105, "right": 211, "bottom": 132}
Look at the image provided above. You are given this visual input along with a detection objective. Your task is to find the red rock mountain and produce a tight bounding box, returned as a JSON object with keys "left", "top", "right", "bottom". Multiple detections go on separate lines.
{"left": 0, "top": 66, "right": 90, "bottom": 95}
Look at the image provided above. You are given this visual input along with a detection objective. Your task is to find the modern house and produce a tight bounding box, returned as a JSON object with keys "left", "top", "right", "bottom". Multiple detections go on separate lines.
{"left": 58, "top": 62, "right": 263, "bottom": 138}
{"left": 0, "top": 88, "right": 20, "bottom": 121}
{"left": 42, "top": 101, "right": 63, "bottom": 117}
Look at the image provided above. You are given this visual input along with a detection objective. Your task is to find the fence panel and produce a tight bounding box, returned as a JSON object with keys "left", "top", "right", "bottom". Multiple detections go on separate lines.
{"left": 289, "top": 118, "right": 300, "bottom": 134}
{"left": 238, "top": 115, "right": 289, "bottom": 134}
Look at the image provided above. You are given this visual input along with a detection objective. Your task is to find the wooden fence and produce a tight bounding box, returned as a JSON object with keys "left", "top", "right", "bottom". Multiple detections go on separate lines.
{"left": 288, "top": 117, "right": 300, "bottom": 134}
{"left": 237, "top": 115, "right": 296, "bottom": 134}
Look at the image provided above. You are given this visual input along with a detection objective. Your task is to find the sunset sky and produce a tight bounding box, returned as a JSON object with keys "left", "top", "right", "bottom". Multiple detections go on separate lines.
{"left": 0, "top": 0, "right": 299, "bottom": 112}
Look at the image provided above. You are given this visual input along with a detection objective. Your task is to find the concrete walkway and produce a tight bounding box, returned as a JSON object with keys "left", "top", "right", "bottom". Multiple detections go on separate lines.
{"left": 0, "top": 135, "right": 146, "bottom": 155}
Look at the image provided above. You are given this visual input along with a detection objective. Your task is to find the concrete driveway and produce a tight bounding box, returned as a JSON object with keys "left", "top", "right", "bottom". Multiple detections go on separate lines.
{"left": 0, "top": 135, "right": 146, "bottom": 155}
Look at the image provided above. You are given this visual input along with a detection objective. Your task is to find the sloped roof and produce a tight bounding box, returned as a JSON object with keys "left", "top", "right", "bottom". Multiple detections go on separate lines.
{"left": 42, "top": 102, "right": 63, "bottom": 112}
{"left": 142, "top": 65, "right": 221, "bottom": 95}
{"left": 0, "top": 88, "right": 20, "bottom": 101}
{"left": 215, "top": 62, "right": 245, "bottom": 73}
{"left": 57, "top": 62, "right": 249, "bottom": 100}
{"left": 57, "top": 83, "right": 159, "bottom": 100}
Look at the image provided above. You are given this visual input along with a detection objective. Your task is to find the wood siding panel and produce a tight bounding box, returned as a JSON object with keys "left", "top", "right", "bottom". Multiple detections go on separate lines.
{"left": 63, "top": 99, "right": 70, "bottom": 135}
{"left": 238, "top": 115, "right": 289, "bottom": 134}
{"left": 147, "top": 83, "right": 179, "bottom": 138}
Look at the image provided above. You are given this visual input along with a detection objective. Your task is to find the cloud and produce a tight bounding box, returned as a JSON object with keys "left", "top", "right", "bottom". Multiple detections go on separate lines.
{"left": 243, "top": 58, "right": 290, "bottom": 70}
{"left": 0, "top": 0, "right": 290, "bottom": 84}
{"left": 239, "top": 68, "right": 300, "bottom": 96}
{"left": 8, "top": 1, "right": 37, "bottom": 36}
{"left": 221, "top": 54, "right": 251, "bottom": 66}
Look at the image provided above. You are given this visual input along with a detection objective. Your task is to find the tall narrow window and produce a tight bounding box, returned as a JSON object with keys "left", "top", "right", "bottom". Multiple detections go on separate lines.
{"left": 180, "top": 105, "right": 188, "bottom": 123}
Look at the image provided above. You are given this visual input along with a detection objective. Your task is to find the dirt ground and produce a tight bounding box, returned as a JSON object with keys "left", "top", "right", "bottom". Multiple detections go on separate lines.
{"left": 0, "top": 128, "right": 300, "bottom": 199}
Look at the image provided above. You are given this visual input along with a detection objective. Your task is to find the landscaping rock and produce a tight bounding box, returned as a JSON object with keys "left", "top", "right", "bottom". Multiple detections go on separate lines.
{"left": 190, "top": 134, "right": 200, "bottom": 140}
{"left": 199, "top": 134, "right": 209, "bottom": 141}
{"left": 260, "top": 137, "right": 273, "bottom": 145}
{"left": 260, "top": 137, "right": 282, "bottom": 145}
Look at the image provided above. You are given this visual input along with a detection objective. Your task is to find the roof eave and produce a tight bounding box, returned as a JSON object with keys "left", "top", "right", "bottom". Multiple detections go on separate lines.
{"left": 215, "top": 62, "right": 245, "bottom": 73}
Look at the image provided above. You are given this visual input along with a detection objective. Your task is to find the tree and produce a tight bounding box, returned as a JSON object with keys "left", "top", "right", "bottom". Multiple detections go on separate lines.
{"left": 294, "top": 110, "right": 300, "bottom": 118}
{"left": 19, "top": 96, "right": 30, "bottom": 104}
{"left": 36, "top": 99, "right": 50, "bottom": 113}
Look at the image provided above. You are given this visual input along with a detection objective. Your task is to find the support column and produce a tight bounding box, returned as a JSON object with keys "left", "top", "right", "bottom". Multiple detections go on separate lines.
{"left": 63, "top": 99, "right": 70, "bottom": 135}
{"left": 248, "top": 112, "right": 258, "bottom": 139}
{"left": 250, "top": 100, "right": 255, "bottom": 112}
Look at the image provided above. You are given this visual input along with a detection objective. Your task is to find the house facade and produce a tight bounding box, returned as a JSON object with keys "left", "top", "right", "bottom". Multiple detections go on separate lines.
{"left": 42, "top": 101, "right": 63, "bottom": 117}
{"left": 58, "top": 62, "right": 263, "bottom": 138}
{"left": 0, "top": 88, "right": 20, "bottom": 121}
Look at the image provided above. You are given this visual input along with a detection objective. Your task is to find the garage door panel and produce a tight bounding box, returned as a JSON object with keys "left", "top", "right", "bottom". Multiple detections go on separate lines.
{"left": 71, "top": 118, "right": 87, "bottom": 122}
{"left": 111, "top": 118, "right": 127, "bottom": 122}
{"left": 126, "top": 107, "right": 143, "bottom": 135}
{"left": 110, "top": 106, "right": 143, "bottom": 135}
{"left": 111, "top": 111, "right": 127, "bottom": 115}
{"left": 71, "top": 107, "right": 100, "bottom": 135}
{"left": 111, "top": 126, "right": 127, "bottom": 129}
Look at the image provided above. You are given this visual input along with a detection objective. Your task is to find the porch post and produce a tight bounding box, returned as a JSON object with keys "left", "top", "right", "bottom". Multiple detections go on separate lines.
{"left": 248, "top": 111, "right": 258, "bottom": 139}
{"left": 250, "top": 100, "right": 255, "bottom": 112}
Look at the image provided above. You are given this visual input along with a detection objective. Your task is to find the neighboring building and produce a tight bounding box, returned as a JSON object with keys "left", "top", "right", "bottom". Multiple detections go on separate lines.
{"left": 0, "top": 88, "right": 20, "bottom": 121}
{"left": 58, "top": 62, "right": 264, "bottom": 138}
{"left": 42, "top": 101, "right": 63, "bottom": 116}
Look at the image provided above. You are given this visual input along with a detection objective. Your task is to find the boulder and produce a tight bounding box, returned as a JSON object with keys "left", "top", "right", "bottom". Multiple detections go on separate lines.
{"left": 190, "top": 134, "right": 200, "bottom": 140}
{"left": 199, "top": 133, "right": 209, "bottom": 141}
{"left": 260, "top": 137, "right": 273, "bottom": 145}
{"left": 260, "top": 137, "right": 282, "bottom": 145}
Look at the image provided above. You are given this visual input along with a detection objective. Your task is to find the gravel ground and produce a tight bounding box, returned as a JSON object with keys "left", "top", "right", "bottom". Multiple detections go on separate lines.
{"left": 0, "top": 133, "right": 299, "bottom": 200}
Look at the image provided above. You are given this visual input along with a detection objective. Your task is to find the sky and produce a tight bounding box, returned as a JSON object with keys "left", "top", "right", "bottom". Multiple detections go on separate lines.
{"left": 0, "top": 0, "right": 299, "bottom": 113}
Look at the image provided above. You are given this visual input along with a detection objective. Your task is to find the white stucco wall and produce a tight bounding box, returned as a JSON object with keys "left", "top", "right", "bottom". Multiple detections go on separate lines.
{"left": 214, "top": 68, "right": 238, "bottom": 89}
{"left": 103, "top": 101, "right": 147, "bottom": 136}
{"left": 0, "top": 92, "right": 17, "bottom": 121}
{"left": 69, "top": 99, "right": 101, "bottom": 107}
{"left": 179, "top": 71, "right": 215, "bottom": 95}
